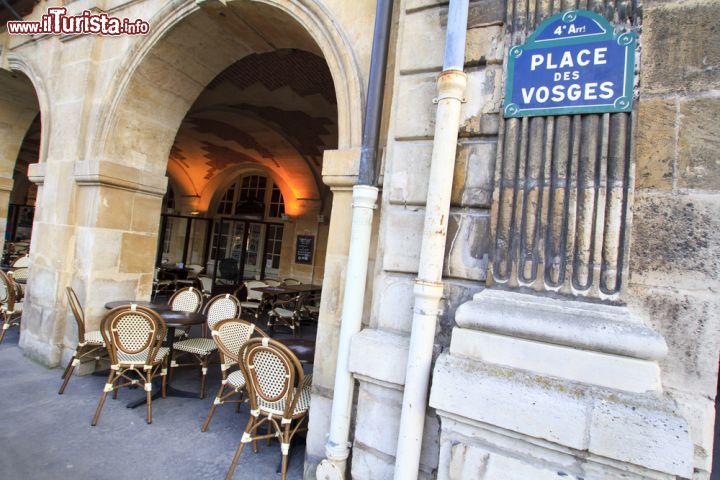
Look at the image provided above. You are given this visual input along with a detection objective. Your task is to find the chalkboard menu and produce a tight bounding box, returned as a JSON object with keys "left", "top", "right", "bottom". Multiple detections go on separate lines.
{"left": 295, "top": 235, "right": 315, "bottom": 265}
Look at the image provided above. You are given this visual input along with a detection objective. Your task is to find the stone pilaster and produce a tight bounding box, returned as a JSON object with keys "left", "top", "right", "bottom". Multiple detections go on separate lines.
{"left": 62, "top": 160, "right": 166, "bottom": 366}
{"left": 305, "top": 148, "right": 367, "bottom": 476}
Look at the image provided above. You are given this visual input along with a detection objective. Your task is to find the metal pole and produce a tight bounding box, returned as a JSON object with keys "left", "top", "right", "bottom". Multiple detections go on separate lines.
{"left": 319, "top": 185, "right": 378, "bottom": 479}
{"left": 393, "top": 1, "right": 469, "bottom": 478}
{"left": 317, "top": 1, "right": 394, "bottom": 479}
{"left": 358, "top": 0, "right": 394, "bottom": 186}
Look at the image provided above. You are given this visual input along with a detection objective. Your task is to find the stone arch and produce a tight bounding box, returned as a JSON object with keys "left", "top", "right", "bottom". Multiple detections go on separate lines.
{"left": 0, "top": 53, "right": 51, "bottom": 256}
{"left": 5, "top": 52, "right": 51, "bottom": 167}
{"left": 90, "top": 0, "right": 363, "bottom": 173}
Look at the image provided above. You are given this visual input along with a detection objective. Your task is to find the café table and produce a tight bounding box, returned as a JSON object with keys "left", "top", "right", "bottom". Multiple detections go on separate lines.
{"left": 103, "top": 301, "right": 206, "bottom": 407}
{"left": 283, "top": 284, "right": 323, "bottom": 294}
{"left": 160, "top": 266, "right": 189, "bottom": 280}
{"left": 104, "top": 300, "right": 171, "bottom": 312}
{"left": 251, "top": 284, "right": 323, "bottom": 296}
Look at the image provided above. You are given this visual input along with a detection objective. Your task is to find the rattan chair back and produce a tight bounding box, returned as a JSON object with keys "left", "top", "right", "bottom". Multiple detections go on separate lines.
{"left": 262, "top": 279, "right": 282, "bottom": 287}
{"left": 168, "top": 286, "right": 203, "bottom": 312}
{"left": 185, "top": 264, "right": 203, "bottom": 279}
{"left": 204, "top": 294, "right": 241, "bottom": 330}
{"left": 282, "top": 278, "right": 302, "bottom": 286}
{"left": 10, "top": 267, "right": 29, "bottom": 283}
{"left": 244, "top": 281, "right": 267, "bottom": 302}
{"left": 0, "top": 271, "right": 17, "bottom": 313}
{"left": 65, "top": 286, "right": 87, "bottom": 343}
{"left": 212, "top": 319, "right": 268, "bottom": 368}
{"left": 239, "top": 337, "right": 305, "bottom": 419}
{"left": 101, "top": 305, "right": 166, "bottom": 365}
{"left": 11, "top": 254, "right": 30, "bottom": 268}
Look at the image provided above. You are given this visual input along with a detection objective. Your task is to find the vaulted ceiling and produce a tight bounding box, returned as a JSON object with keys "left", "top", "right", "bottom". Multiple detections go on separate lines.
{"left": 168, "top": 49, "right": 337, "bottom": 215}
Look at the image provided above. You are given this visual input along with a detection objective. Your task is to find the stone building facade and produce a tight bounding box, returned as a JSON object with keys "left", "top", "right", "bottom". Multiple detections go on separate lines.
{"left": 0, "top": 0, "right": 718, "bottom": 479}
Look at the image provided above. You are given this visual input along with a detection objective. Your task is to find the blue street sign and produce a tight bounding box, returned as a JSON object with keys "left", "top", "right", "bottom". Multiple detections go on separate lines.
{"left": 503, "top": 10, "right": 636, "bottom": 118}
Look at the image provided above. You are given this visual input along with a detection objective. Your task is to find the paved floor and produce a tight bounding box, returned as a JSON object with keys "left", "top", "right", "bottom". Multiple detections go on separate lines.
{"left": 0, "top": 325, "right": 308, "bottom": 480}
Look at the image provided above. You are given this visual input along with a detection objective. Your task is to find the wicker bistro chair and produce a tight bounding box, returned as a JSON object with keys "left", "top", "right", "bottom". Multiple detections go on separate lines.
{"left": 0, "top": 271, "right": 22, "bottom": 345}
{"left": 92, "top": 305, "right": 169, "bottom": 426}
{"left": 201, "top": 319, "right": 269, "bottom": 432}
{"left": 58, "top": 287, "right": 107, "bottom": 394}
{"left": 175, "top": 264, "right": 204, "bottom": 289}
{"left": 171, "top": 293, "right": 242, "bottom": 398}
{"left": 267, "top": 294, "right": 308, "bottom": 335}
{"left": 197, "top": 275, "right": 213, "bottom": 298}
{"left": 281, "top": 278, "right": 302, "bottom": 286}
{"left": 9, "top": 266, "right": 29, "bottom": 297}
{"left": 300, "top": 293, "right": 320, "bottom": 322}
{"left": 240, "top": 280, "right": 269, "bottom": 321}
{"left": 11, "top": 254, "right": 30, "bottom": 268}
{"left": 226, "top": 338, "right": 312, "bottom": 480}
{"left": 152, "top": 267, "right": 174, "bottom": 301}
{"left": 168, "top": 286, "right": 203, "bottom": 339}
{"left": 169, "top": 286, "right": 203, "bottom": 313}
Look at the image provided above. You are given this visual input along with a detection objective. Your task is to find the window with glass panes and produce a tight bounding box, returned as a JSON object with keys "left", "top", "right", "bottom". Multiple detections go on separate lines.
{"left": 210, "top": 175, "right": 286, "bottom": 261}
{"left": 269, "top": 184, "right": 285, "bottom": 218}
{"left": 264, "top": 224, "right": 284, "bottom": 270}
{"left": 236, "top": 175, "right": 267, "bottom": 210}
{"left": 214, "top": 175, "right": 284, "bottom": 219}
{"left": 217, "top": 184, "right": 235, "bottom": 215}
{"left": 210, "top": 220, "right": 231, "bottom": 260}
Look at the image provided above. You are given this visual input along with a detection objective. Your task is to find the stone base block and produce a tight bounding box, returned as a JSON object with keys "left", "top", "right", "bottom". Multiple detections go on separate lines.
{"left": 450, "top": 327, "right": 662, "bottom": 393}
{"left": 430, "top": 354, "right": 693, "bottom": 478}
{"left": 18, "top": 328, "right": 62, "bottom": 368}
{"left": 436, "top": 415, "right": 678, "bottom": 480}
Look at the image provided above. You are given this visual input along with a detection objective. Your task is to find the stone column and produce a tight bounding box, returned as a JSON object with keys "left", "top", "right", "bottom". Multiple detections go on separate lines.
{"left": 61, "top": 160, "right": 166, "bottom": 369}
{"left": 305, "top": 148, "right": 377, "bottom": 476}
{"left": 340, "top": 2, "right": 502, "bottom": 478}
{"left": 21, "top": 159, "right": 166, "bottom": 370}
{"left": 21, "top": 160, "right": 78, "bottom": 366}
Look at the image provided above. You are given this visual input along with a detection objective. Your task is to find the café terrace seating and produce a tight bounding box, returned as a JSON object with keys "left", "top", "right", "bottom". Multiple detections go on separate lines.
{"left": 0, "top": 270, "right": 22, "bottom": 345}
{"left": 171, "top": 293, "right": 243, "bottom": 398}
{"left": 201, "top": 318, "right": 270, "bottom": 432}
{"left": 225, "top": 337, "right": 312, "bottom": 480}
{"left": 91, "top": 305, "right": 169, "bottom": 426}
{"left": 58, "top": 287, "right": 107, "bottom": 395}
{"left": 0, "top": 265, "right": 318, "bottom": 478}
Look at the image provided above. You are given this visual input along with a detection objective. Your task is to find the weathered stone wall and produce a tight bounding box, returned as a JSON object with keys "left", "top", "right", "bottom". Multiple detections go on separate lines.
{"left": 429, "top": 0, "right": 716, "bottom": 479}
{"left": 628, "top": 0, "right": 720, "bottom": 476}
{"left": 345, "top": 0, "right": 502, "bottom": 477}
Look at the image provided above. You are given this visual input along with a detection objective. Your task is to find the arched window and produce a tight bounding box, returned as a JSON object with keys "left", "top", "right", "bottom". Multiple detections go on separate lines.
{"left": 213, "top": 174, "right": 284, "bottom": 219}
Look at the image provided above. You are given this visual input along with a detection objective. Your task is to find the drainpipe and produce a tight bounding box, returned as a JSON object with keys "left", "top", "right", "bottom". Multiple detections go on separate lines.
{"left": 317, "top": 1, "right": 394, "bottom": 479}
{"left": 393, "top": 1, "right": 469, "bottom": 479}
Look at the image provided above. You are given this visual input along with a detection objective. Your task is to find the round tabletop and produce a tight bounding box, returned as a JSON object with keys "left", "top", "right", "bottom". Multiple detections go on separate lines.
{"left": 160, "top": 311, "right": 206, "bottom": 328}
{"left": 104, "top": 300, "right": 171, "bottom": 312}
